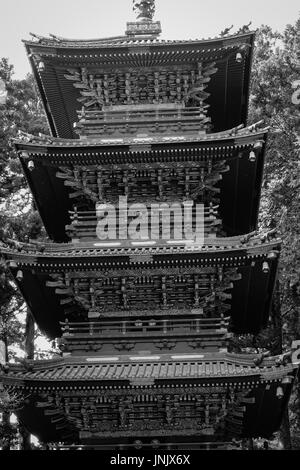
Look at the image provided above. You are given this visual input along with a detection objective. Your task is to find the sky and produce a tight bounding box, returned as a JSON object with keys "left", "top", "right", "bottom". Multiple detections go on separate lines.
{"left": 0, "top": 0, "right": 299, "bottom": 79}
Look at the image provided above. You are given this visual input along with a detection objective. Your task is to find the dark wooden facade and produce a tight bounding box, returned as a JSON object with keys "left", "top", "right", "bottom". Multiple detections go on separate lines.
{"left": 3, "top": 233, "right": 280, "bottom": 340}
{"left": 0, "top": 2, "right": 298, "bottom": 449}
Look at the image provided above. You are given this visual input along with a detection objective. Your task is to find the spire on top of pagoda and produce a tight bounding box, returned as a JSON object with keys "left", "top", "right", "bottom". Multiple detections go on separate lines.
{"left": 126, "top": 0, "right": 162, "bottom": 36}
{"left": 133, "top": 0, "right": 155, "bottom": 21}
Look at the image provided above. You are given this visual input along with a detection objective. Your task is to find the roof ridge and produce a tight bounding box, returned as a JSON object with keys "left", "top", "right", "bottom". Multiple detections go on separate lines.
{"left": 22, "top": 30, "right": 255, "bottom": 48}
{"left": 1, "top": 231, "right": 282, "bottom": 258}
{"left": 2, "top": 350, "right": 294, "bottom": 368}
{"left": 13, "top": 123, "right": 269, "bottom": 148}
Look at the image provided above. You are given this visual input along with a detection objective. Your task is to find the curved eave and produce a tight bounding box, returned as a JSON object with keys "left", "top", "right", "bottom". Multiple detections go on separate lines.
{"left": 24, "top": 32, "right": 255, "bottom": 139}
{"left": 2, "top": 238, "right": 281, "bottom": 338}
{"left": 1, "top": 354, "right": 296, "bottom": 385}
{"left": 2, "top": 236, "right": 281, "bottom": 264}
{"left": 14, "top": 128, "right": 268, "bottom": 157}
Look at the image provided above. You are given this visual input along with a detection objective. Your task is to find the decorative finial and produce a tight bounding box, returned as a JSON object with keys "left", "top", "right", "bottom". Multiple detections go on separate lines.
{"left": 133, "top": 0, "right": 155, "bottom": 22}
{"left": 126, "top": 0, "right": 161, "bottom": 36}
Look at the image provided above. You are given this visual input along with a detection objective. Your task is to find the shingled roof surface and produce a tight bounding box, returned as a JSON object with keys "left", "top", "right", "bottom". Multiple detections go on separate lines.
{"left": 1, "top": 353, "right": 295, "bottom": 384}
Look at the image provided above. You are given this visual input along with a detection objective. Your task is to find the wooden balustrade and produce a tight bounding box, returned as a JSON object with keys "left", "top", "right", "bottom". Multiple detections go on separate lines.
{"left": 75, "top": 105, "right": 210, "bottom": 138}
{"left": 60, "top": 316, "right": 230, "bottom": 338}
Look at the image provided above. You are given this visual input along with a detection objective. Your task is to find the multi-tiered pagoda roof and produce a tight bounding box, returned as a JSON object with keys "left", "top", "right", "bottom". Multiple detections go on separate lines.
{"left": 3, "top": 232, "right": 280, "bottom": 339}
{"left": 1, "top": 0, "right": 298, "bottom": 450}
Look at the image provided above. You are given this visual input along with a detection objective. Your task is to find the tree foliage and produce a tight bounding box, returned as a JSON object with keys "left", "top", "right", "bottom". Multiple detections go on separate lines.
{"left": 249, "top": 18, "right": 300, "bottom": 448}
{"left": 249, "top": 19, "right": 300, "bottom": 348}
{"left": 0, "top": 61, "right": 47, "bottom": 449}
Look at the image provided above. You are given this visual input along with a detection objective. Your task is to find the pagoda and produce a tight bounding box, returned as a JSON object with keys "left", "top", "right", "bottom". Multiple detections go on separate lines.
{"left": 0, "top": 0, "right": 299, "bottom": 450}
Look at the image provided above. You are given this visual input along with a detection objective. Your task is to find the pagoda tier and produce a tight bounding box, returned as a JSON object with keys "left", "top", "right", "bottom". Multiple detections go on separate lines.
{"left": 15, "top": 123, "right": 267, "bottom": 242}
{"left": 0, "top": 352, "right": 297, "bottom": 446}
{"left": 24, "top": 32, "right": 254, "bottom": 138}
{"left": 2, "top": 232, "right": 280, "bottom": 341}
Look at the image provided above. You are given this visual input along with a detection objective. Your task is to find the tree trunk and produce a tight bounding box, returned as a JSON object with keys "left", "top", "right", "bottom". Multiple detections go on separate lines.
{"left": 241, "top": 439, "right": 252, "bottom": 450}
{"left": 1, "top": 412, "right": 11, "bottom": 451}
{"left": 1, "top": 335, "right": 11, "bottom": 451}
{"left": 272, "top": 280, "right": 293, "bottom": 450}
{"left": 280, "top": 408, "right": 292, "bottom": 450}
{"left": 291, "top": 284, "right": 300, "bottom": 446}
{"left": 247, "top": 438, "right": 254, "bottom": 450}
{"left": 271, "top": 279, "right": 283, "bottom": 355}
{"left": 19, "top": 309, "right": 35, "bottom": 449}
{"left": 19, "top": 424, "right": 31, "bottom": 450}
{"left": 25, "top": 309, "right": 35, "bottom": 360}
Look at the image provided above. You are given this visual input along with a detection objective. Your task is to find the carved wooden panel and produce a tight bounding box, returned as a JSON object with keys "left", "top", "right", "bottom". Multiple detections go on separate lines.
{"left": 35, "top": 386, "right": 249, "bottom": 439}
{"left": 47, "top": 267, "right": 240, "bottom": 319}
{"left": 57, "top": 160, "right": 229, "bottom": 207}
{"left": 64, "top": 63, "right": 217, "bottom": 109}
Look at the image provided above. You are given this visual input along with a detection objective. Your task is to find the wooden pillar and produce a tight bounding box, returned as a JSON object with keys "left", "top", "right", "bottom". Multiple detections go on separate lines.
{"left": 271, "top": 279, "right": 283, "bottom": 356}
{"left": 19, "top": 309, "right": 35, "bottom": 449}
{"left": 247, "top": 438, "right": 254, "bottom": 450}
{"left": 25, "top": 309, "right": 35, "bottom": 360}
{"left": 271, "top": 279, "right": 292, "bottom": 450}
{"left": 19, "top": 424, "right": 31, "bottom": 450}
{"left": 280, "top": 408, "right": 292, "bottom": 450}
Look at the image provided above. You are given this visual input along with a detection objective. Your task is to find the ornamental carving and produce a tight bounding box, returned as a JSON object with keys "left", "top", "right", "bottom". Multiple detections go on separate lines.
{"left": 114, "top": 342, "right": 136, "bottom": 351}
{"left": 133, "top": 0, "right": 155, "bottom": 21}
{"left": 34, "top": 387, "right": 245, "bottom": 438}
{"left": 154, "top": 340, "right": 176, "bottom": 351}
{"left": 64, "top": 63, "right": 217, "bottom": 111}
{"left": 47, "top": 267, "right": 241, "bottom": 320}
{"left": 188, "top": 339, "right": 203, "bottom": 349}
{"left": 57, "top": 159, "right": 228, "bottom": 208}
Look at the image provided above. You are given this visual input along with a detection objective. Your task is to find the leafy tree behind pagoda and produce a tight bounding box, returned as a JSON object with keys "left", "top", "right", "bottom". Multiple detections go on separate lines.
{"left": 0, "top": 58, "right": 48, "bottom": 449}
{"left": 226, "top": 18, "right": 300, "bottom": 448}
{"left": 248, "top": 18, "right": 300, "bottom": 449}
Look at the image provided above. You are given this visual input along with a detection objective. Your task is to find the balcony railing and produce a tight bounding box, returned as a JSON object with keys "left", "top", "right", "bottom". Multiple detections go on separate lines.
{"left": 61, "top": 317, "right": 229, "bottom": 339}
{"left": 77, "top": 106, "right": 206, "bottom": 123}
{"left": 75, "top": 106, "right": 211, "bottom": 138}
